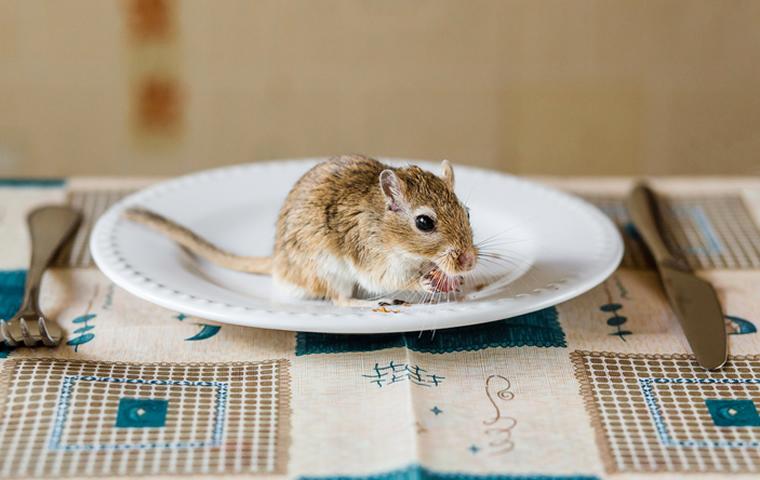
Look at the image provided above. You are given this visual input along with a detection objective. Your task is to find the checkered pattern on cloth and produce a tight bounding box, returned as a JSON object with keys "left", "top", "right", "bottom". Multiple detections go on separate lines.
{"left": 572, "top": 351, "right": 760, "bottom": 474}
{"left": 54, "top": 190, "right": 135, "bottom": 268}
{"left": 0, "top": 358, "right": 290, "bottom": 478}
{"left": 583, "top": 195, "right": 760, "bottom": 270}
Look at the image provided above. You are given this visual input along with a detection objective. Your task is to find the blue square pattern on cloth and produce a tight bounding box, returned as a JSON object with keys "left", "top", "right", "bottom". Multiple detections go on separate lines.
{"left": 639, "top": 377, "right": 760, "bottom": 448}
{"left": 49, "top": 375, "right": 228, "bottom": 451}
{"left": 296, "top": 306, "right": 564, "bottom": 356}
{"left": 705, "top": 399, "right": 760, "bottom": 427}
{"left": 115, "top": 398, "right": 169, "bottom": 428}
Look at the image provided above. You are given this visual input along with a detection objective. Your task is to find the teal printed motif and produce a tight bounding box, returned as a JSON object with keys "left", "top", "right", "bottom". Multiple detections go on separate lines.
{"left": 363, "top": 361, "right": 444, "bottom": 388}
{"left": 175, "top": 312, "right": 222, "bottom": 341}
{"left": 300, "top": 465, "right": 598, "bottom": 480}
{"left": 612, "top": 276, "right": 629, "bottom": 299}
{"left": 0, "top": 270, "right": 25, "bottom": 358}
{"left": 726, "top": 315, "right": 757, "bottom": 335}
{"left": 115, "top": 398, "right": 169, "bottom": 428}
{"left": 0, "top": 178, "right": 65, "bottom": 188}
{"left": 623, "top": 222, "right": 641, "bottom": 242}
{"left": 705, "top": 399, "right": 760, "bottom": 427}
{"left": 600, "top": 303, "right": 631, "bottom": 341}
{"left": 0, "top": 270, "right": 25, "bottom": 320}
{"left": 296, "top": 307, "right": 564, "bottom": 356}
{"left": 67, "top": 314, "right": 96, "bottom": 351}
{"left": 186, "top": 325, "right": 221, "bottom": 341}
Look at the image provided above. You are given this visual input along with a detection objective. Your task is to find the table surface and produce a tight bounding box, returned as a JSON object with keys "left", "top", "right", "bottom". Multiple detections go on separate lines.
{"left": 1, "top": 175, "right": 760, "bottom": 480}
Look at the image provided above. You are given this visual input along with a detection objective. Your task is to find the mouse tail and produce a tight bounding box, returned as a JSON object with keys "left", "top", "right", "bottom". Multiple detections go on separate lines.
{"left": 123, "top": 207, "right": 273, "bottom": 275}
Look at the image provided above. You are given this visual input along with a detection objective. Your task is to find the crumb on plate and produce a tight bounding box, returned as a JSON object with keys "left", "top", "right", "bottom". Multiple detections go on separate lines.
{"left": 372, "top": 306, "right": 401, "bottom": 314}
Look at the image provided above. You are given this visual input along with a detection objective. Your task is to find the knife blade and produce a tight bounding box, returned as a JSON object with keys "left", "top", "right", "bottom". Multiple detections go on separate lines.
{"left": 626, "top": 183, "right": 727, "bottom": 370}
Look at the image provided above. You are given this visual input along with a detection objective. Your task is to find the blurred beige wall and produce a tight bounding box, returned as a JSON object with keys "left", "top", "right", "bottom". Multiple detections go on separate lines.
{"left": 1, "top": 0, "right": 759, "bottom": 177}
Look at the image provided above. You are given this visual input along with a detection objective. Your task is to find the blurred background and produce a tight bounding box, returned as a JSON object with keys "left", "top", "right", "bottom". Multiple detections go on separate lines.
{"left": 1, "top": 0, "right": 759, "bottom": 178}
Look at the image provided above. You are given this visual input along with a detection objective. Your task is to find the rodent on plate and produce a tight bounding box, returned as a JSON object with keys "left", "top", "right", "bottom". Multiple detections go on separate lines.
{"left": 125, "top": 154, "right": 479, "bottom": 307}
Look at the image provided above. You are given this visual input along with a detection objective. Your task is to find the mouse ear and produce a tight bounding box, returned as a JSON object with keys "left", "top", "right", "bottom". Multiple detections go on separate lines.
{"left": 441, "top": 160, "right": 455, "bottom": 190}
{"left": 379, "top": 169, "right": 405, "bottom": 212}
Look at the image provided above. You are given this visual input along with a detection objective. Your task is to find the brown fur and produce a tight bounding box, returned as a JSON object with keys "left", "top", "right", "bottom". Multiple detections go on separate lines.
{"left": 125, "top": 154, "right": 477, "bottom": 307}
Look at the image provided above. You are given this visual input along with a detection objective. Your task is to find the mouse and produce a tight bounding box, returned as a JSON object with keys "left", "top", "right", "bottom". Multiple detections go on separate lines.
{"left": 124, "top": 154, "right": 478, "bottom": 308}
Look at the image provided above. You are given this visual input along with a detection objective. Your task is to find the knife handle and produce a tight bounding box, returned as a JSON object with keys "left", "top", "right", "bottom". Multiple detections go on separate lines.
{"left": 626, "top": 183, "right": 681, "bottom": 266}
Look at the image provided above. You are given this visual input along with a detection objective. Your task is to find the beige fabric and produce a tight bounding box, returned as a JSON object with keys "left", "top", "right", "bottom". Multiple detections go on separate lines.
{"left": 0, "top": 177, "right": 760, "bottom": 479}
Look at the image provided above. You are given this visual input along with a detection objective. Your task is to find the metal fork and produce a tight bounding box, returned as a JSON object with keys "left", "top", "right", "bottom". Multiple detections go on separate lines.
{"left": 1, "top": 206, "right": 81, "bottom": 347}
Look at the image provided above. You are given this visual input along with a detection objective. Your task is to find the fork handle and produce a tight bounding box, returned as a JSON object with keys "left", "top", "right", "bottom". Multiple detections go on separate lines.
{"left": 17, "top": 206, "right": 81, "bottom": 315}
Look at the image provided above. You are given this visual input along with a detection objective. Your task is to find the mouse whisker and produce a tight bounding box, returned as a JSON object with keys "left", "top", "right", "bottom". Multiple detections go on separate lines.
{"left": 475, "top": 238, "right": 529, "bottom": 251}
{"left": 473, "top": 226, "right": 524, "bottom": 246}
{"left": 419, "top": 290, "right": 430, "bottom": 306}
{"left": 410, "top": 289, "right": 430, "bottom": 306}
{"left": 477, "top": 252, "right": 507, "bottom": 260}
{"left": 424, "top": 287, "right": 438, "bottom": 306}
{"left": 479, "top": 248, "right": 534, "bottom": 264}
{"left": 475, "top": 256, "right": 511, "bottom": 267}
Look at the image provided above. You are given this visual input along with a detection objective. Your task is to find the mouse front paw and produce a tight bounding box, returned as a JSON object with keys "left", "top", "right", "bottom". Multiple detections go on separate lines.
{"left": 420, "top": 270, "right": 463, "bottom": 294}
{"left": 420, "top": 276, "right": 438, "bottom": 294}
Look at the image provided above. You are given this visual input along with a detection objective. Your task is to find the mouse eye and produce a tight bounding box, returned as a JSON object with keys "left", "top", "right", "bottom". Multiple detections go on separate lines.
{"left": 465, "top": 207, "right": 470, "bottom": 220}
{"left": 415, "top": 214, "right": 436, "bottom": 232}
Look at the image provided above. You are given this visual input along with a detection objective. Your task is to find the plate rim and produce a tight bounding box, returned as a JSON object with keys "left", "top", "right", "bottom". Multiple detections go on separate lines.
{"left": 90, "top": 157, "right": 623, "bottom": 333}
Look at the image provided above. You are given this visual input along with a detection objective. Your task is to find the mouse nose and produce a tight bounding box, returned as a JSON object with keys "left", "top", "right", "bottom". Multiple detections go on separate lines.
{"left": 457, "top": 250, "right": 476, "bottom": 271}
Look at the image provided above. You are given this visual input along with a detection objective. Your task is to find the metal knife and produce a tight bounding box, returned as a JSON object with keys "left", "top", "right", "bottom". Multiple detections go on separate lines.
{"left": 626, "top": 183, "right": 727, "bottom": 370}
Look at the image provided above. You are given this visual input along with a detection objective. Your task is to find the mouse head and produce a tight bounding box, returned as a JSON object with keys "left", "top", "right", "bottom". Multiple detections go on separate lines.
{"left": 379, "top": 160, "right": 477, "bottom": 280}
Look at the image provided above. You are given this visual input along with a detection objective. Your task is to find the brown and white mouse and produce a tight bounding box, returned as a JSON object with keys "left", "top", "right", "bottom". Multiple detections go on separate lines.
{"left": 124, "top": 154, "right": 478, "bottom": 307}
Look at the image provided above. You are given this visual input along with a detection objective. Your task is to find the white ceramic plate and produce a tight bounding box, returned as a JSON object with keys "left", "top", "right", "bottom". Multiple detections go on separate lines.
{"left": 91, "top": 158, "right": 622, "bottom": 333}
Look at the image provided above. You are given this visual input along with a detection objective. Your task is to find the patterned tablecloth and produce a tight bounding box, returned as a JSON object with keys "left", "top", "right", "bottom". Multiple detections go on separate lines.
{"left": 2, "top": 176, "right": 760, "bottom": 480}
